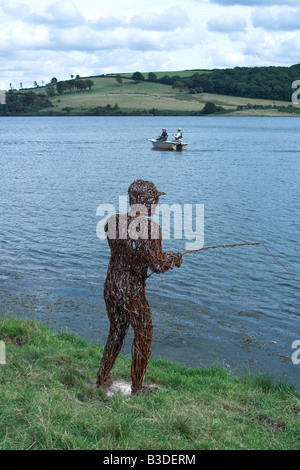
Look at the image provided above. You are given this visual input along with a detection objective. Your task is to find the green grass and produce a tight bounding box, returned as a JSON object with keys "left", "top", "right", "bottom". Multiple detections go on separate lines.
{"left": 48, "top": 77, "right": 206, "bottom": 114}
{"left": 18, "top": 71, "right": 295, "bottom": 116}
{"left": 0, "top": 315, "right": 299, "bottom": 450}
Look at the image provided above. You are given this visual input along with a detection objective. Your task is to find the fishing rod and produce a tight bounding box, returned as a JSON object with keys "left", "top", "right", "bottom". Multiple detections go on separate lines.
{"left": 182, "top": 241, "right": 299, "bottom": 286}
{"left": 182, "top": 242, "right": 260, "bottom": 255}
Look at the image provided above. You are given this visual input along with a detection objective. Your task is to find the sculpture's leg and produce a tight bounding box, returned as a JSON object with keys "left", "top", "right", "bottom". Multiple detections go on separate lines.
{"left": 97, "top": 320, "right": 129, "bottom": 387}
{"left": 130, "top": 305, "right": 153, "bottom": 394}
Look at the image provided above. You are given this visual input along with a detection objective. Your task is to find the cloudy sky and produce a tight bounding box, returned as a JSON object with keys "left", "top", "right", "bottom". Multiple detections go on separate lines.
{"left": 1, "top": 0, "right": 300, "bottom": 89}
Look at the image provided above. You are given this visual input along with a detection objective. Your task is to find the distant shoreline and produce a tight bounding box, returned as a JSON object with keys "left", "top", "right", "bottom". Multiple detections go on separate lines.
{"left": 1, "top": 112, "right": 299, "bottom": 117}
{"left": 2, "top": 69, "right": 299, "bottom": 118}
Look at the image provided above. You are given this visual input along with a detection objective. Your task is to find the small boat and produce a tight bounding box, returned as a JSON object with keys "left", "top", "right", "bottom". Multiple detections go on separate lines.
{"left": 149, "top": 138, "right": 188, "bottom": 151}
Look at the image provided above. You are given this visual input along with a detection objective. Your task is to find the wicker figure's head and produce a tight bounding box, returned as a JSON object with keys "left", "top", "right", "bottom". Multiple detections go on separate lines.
{"left": 128, "top": 179, "right": 165, "bottom": 211}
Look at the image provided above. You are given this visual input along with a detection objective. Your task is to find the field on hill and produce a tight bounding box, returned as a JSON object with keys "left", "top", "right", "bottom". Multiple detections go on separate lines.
{"left": 43, "top": 75, "right": 294, "bottom": 116}
{"left": 2, "top": 68, "right": 299, "bottom": 116}
{"left": 50, "top": 76, "right": 206, "bottom": 114}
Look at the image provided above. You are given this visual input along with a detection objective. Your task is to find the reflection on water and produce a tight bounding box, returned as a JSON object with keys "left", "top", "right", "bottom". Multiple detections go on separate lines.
{"left": 0, "top": 116, "right": 300, "bottom": 390}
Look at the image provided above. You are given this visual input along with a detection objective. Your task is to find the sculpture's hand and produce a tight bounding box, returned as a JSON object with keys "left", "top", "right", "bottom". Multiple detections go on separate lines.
{"left": 164, "top": 252, "right": 183, "bottom": 268}
{"left": 174, "top": 252, "right": 183, "bottom": 268}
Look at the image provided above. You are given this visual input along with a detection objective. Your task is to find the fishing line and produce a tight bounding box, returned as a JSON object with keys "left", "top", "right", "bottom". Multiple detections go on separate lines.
{"left": 182, "top": 242, "right": 299, "bottom": 286}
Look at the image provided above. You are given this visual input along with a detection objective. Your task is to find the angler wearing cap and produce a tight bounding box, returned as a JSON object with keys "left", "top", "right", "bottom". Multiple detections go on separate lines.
{"left": 97, "top": 179, "right": 182, "bottom": 394}
{"left": 157, "top": 128, "right": 168, "bottom": 141}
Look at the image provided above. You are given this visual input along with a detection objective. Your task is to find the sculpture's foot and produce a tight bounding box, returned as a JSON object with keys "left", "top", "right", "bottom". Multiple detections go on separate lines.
{"left": 132, "top": 384, "right": 159, "bottom": 395}
{"left": 96, "top": 377, "right": 113, "bottom": 389}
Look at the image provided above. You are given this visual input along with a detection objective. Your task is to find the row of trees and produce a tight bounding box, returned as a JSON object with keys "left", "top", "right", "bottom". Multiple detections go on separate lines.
{"left": 0, "top": 91, "right": 53, "bottom": 114}
{"left": 182, "top": 65, "right": 300, "bottom": 101}
{"left": 127, "top": 65, "right": 300, "bottom": 101}
{"left": 126, "top": 71, "right": 185, "bottom": 92}
{"left": 54, "top": 78, "right": 95, "bottom": 95}
{"left": 131, "top": 71, "right": 155, "bottom": 82}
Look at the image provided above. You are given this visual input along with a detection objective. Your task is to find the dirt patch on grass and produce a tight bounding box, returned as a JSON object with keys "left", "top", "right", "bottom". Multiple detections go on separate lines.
{"left": 0, "top": 334, "right": 28, "bottom": 346}
{"left": 255, "top": 415, "right": 287, "bottom": 433}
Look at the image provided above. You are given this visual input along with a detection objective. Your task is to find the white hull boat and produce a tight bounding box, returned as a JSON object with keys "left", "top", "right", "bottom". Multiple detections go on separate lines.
{"left": 149, "top": 138, "right": 188, "bottom": 151}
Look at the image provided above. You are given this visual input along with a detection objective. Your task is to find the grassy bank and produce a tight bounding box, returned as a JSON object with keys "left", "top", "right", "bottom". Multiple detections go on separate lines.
{"left": 0, "top": 315, "right": 299, "bottom": 450}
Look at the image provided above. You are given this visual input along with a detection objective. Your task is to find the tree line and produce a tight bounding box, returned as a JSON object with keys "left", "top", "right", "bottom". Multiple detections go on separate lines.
{"left": 130, "top": 64, "right": 300, "bottom": 101}
{"left": 168, "top": 65, "right": 300, "bottom": 101}
{"left": 49, "top": 77, "right": 95, "bottom": 95}
{"left": 0, "top": 90, "right": 53, "bottom": 115}
{"left": 2, "top": 65, "right": 300, "bottom": 115}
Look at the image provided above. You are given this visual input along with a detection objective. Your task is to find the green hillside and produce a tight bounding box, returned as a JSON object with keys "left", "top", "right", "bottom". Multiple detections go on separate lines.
{"left": 1, "top": 66, "right": 300, "bottom": 116}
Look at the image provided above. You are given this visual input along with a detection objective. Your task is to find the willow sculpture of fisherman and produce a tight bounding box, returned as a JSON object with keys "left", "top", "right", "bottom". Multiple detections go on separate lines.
{"left": 97, "top": 179, "right": 182, "bottom": 394}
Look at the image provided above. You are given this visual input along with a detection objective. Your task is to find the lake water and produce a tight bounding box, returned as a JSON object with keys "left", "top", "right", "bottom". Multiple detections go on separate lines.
{"left": 1, "top": 116, "right": 299, "bottom": 390}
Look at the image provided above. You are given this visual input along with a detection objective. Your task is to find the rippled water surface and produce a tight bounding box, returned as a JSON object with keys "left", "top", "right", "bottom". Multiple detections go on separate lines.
{"left": 1, "top": 116, "right": 299, "bottom": 389}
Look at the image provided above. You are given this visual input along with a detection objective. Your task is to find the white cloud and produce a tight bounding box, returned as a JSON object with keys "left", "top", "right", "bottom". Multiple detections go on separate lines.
{"left": 49, "top": 25, "right": 131, "bottom": 52}
{"left": 242, "top": 29, "right": 300, "bottom": 65}
{"left": 205, "top": 47, "right": 247, "bottom": 68}
{"left": 0, "top": 0, "right": 299, "bottom": 90}
{"left": 0, "top": 3, "right": 194, "bottom": 56}
{"left": 90, "top": 15, "right": 128, "bottom": 30}
{"left": 89, "top": 7, "right": 190, "bottom": 32}
{"left": 0, "top": 0, "right": 31, "bottom": 20}
{"left": 207, "top": 14, "right": 247, "bottom": 32}
{"left": 0, "top": 21, "right": 50, "bottom": 51}
{"left": 252, "top": 7, "right": 300, "bottom": 31}
{"left": 130, "top": 7, "right": 189, "bottom": 31}
{"left": 0, "top": 0, "right": 85, "bottom": 27}
{"left": 45, "top": 0, "right": 85, "bottom": 26}
{"left": 209, "top": 0, "right": 300, "bottom": 5}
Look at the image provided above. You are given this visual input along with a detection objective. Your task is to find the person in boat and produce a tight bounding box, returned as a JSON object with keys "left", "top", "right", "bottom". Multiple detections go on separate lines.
{"left": 173, "top": 128, "right": 183, "bottom": 142}
{"left": 157, "top": 128, "right": 168, "bottom": 141}
{"left": 97, "top": 179, "right": 182, "bottom": 394}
